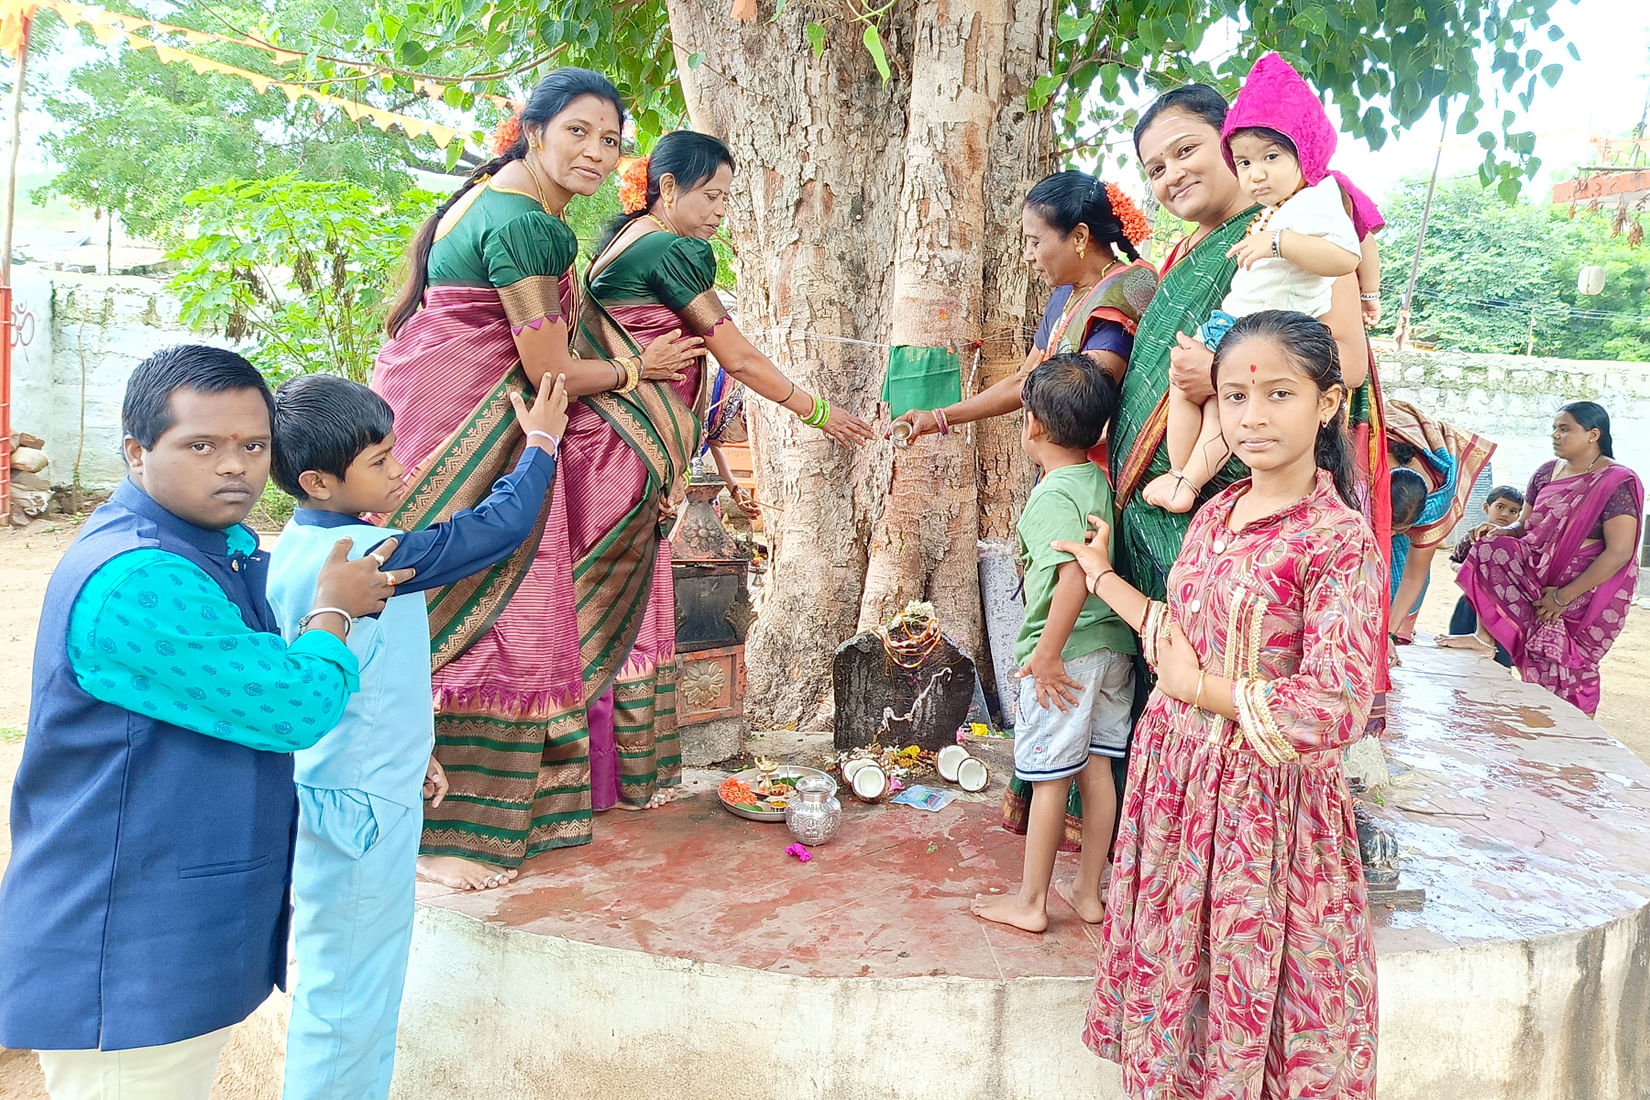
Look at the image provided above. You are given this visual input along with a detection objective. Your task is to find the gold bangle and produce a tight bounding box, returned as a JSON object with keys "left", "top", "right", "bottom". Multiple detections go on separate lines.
{"left": 618, "top": 355, "right": 641, "bottom": 394}
{"left": 1193, "top": 669, "right": 1207, "bottom": 711}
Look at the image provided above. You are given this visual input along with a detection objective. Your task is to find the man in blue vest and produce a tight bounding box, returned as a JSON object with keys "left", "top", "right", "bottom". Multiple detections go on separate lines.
{"left": 0, "top": 345, "right": 413, "bottom": 1099}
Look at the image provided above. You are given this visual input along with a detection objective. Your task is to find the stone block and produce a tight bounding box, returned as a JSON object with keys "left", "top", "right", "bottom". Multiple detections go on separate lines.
{"left": 10, "top": 470, "right": 50, "bottom": 492}
{"left": 9, "top": 432, "right": 44, "bottom": 451}
{"left": 679, "top": 715, "right": 746, "bottom": 767}
{"left": 11, "top": 488, "right": 51, "bottom": 518}
{"left": 10, "top": 447, "right": 48, "bottom": 474}
{"left": 832, "top": 630, "right": 977, "bottom": 753}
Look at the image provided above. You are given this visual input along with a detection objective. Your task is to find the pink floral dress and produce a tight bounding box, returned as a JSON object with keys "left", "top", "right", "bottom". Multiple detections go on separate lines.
{"left": 1085, "top": 471, "right": 1383, "bottom": 1099}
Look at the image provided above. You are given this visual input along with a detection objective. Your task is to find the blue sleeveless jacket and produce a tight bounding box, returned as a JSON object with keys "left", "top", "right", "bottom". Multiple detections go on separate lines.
{"left": 0, "top": 481, "right": 310, "bottom": 1050}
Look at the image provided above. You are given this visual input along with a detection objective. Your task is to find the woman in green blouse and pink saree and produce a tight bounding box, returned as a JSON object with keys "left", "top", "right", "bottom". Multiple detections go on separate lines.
{"left": 373, "top": 103, "right": 869, "bottom": 890}
{"left": 570, "top": 133, "right": 873, "bottom": 811}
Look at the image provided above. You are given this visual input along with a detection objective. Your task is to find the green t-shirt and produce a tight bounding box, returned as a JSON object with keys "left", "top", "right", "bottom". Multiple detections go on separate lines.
{"left": 1014, "top": 463, "right": 1137, "bottom": 664}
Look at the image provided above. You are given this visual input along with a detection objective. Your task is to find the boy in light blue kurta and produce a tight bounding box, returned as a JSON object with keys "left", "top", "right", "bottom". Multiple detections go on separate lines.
{"left": 266, "top": 371, "right": 568, "bottom": 1100}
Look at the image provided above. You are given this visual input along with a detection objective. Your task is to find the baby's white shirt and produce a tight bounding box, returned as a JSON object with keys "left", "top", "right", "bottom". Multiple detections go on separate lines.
{"left": 1219, "top": 177, "right": 1361, "bottom": 319}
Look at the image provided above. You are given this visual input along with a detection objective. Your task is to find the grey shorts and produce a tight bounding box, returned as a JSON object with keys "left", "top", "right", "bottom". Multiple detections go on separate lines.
{"left": 1013, "top": 648, "right": 1135, "bottom": 783}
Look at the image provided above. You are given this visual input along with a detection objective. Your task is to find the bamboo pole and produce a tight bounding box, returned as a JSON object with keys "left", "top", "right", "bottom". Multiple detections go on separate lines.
{"left": 2, "top": 29, "right": 28, "bottom": 287}
{"left": 1394, "top": 111, "right": 1448, "bottom": 351}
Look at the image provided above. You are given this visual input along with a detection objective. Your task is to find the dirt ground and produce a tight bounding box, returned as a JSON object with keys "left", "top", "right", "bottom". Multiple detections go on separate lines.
{"left": 0, "top": 522, "right": 1646, "bottom": 1097}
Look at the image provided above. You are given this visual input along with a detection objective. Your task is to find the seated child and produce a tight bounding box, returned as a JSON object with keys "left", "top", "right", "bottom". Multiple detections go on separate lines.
{"left": 972, "top": 353, "right": 1136, "bottom": 934}
{"left": 1144, "top": 52, "right": 1383, "bottom": 513}
{"left": 1439, "top": 484, "right": 1524, "bottom": 666}
{"left": 266, "top": 371, "right": 568, "bottom": 1100}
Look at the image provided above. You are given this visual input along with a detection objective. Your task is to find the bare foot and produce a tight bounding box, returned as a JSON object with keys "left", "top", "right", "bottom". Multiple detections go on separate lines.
{"left": 1054, "top": 877, "right": 1106, "bottom": 924}
{"left": 1437, "top": 633, "right": 1493, "bottom": 654}
{"left": 970, "top": 891, "right": 1049, "bottom": 933}
{"left": 417, "top": 855, "right": 518, "bottom": 891}
{"left": 648, "top": 786, "right": 682, "bottom": 808}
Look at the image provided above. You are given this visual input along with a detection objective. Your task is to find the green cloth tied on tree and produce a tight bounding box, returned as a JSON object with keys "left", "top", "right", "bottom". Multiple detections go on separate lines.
{"left": 882, "top": 345, "right": 961, "bottom": 418}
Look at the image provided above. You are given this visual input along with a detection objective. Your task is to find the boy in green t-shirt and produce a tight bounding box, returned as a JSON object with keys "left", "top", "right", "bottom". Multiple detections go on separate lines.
{"left": 973, "top": 353, "right": 1135, "bottom": 934}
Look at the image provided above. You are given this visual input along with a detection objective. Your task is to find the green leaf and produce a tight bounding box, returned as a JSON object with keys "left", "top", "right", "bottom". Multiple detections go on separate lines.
{"left": 1056, "top": 12, "right": 1094, "bottom": 42}
{"left": 806, "top": 21, "right": 825, "bottom": 59}
{"left": 1029, "top": 72, "right": 1060, "bottom": 111}
{"left": 1540, "top": 63, "right": 1562, "bottom": 87}
{"left": 1479, "top": 132, "right": 1497, "bottom": 151}
{"left": 862, "top": 23, "right": 891, "bottom": 83}
{"left": 770, "top": 0, "right": 788, "bottom": 23}
{"left": 397, "top": 40, "right": 427, "bottom": 66}
{"left": 1290, "top": 6, "right": 1328, "bottom": 36}
{"left": 688, "top": 52, "right": 704, "bottom": 69}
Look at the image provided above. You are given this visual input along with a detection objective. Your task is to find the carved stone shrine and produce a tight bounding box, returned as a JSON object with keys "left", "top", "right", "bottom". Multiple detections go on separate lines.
{"left": 669, "top": 460, "right": 753, "bottom": 765}
{"left": 832, "top": 605, "right": 977, "bottom": 753}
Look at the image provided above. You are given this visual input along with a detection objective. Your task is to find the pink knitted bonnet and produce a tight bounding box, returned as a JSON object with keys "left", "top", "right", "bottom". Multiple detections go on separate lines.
{"left": 1221, "top": 52, "right": 1384, "bottom": 237}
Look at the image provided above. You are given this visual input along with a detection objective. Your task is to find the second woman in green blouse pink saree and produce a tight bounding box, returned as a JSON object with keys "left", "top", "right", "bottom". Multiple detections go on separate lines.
{"left": 573, "top": 131, "right": 873, "bottom": 813}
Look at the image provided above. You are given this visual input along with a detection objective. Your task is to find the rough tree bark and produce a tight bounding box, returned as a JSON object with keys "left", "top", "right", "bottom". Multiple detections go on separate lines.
{"left": 667, "top": 0, "right": 1049, "bottom": 727}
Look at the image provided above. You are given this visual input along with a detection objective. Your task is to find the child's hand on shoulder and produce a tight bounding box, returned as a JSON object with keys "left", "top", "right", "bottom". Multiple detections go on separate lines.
{"left": 423, "top": 754, "right": 448, "bottom": 807}
{"left": 1017, "top": 649, "right": 1081, "bottom": 713}
{"left": 1050, "top": 513, "right": 1113, "bottom": 588}
{"left": 512, "top": 372, "right": 569, "bottom": 446}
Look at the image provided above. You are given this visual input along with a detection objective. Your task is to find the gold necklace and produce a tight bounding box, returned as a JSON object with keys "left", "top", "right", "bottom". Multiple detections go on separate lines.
{"left": 520, "top": 155, "right": 563, "bottom": 218}
{"left": 645, "top": 213, "right": 672, "bottom": 234}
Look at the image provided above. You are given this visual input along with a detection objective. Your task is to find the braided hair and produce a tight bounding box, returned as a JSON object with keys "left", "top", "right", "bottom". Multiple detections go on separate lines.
{"left": 385, "top": 68, "right": 625, "bottom": 338}
{"left": 1023, "top": 170, "right": 1141, "bottom": 263}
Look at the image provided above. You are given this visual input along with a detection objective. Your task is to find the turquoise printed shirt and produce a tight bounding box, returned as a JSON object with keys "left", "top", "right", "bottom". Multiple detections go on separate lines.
{"left": 65, "top": 524, "right": 360, "bottom": 753}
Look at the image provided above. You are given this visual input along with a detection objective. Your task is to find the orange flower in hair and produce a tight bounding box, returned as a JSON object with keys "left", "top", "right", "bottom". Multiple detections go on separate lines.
{"left": 618, "top": 155, "right": 651, "bottom": 215}
{"left": 1106, "top": 182, "right": 1152, "bottom": 245}
{"left": 490, "top": 115, "right": 522, "bottom": 156}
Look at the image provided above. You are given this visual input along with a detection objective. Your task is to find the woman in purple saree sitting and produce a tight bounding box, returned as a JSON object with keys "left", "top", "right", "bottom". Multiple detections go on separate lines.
{"left": 1454, "top": 401, "right": 1642, "bottom": 716}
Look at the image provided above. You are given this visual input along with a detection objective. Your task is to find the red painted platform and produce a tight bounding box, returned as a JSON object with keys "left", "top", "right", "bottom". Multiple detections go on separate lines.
{"left": 418, "top": 774, "right": 1104, "bottom": 981}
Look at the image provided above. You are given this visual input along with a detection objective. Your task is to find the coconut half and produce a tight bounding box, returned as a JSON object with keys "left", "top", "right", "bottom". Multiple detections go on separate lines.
{"left": 936, "top": 744, "right": 970, "bottom": 783}
{"left": 850, "top": 762, "right": 889, "bottom": 802}
{"left": 841, "top": 758, "right": 872, "bottom": 783}
{"left": 955, "top": 756, "right": 990, "bottom": 793}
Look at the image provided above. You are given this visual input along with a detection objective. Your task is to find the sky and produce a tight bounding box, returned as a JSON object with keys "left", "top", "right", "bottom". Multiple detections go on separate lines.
{"left": 1330, "top": 0, "right": 1650, "bottom": 204}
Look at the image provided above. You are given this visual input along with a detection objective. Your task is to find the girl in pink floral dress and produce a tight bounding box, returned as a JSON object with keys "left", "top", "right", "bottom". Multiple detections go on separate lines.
{"left": 1055, "top": 309, "right": 1383, "bottom": 1098}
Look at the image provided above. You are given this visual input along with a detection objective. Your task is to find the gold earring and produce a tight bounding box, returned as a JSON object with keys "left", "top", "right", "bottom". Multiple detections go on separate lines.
{"left": 1076, "top": 242, "right": 1086, "bottom": 258}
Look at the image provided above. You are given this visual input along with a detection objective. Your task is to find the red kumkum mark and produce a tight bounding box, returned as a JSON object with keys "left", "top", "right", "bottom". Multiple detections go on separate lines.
{"left": 1249, "top": 363, "right": 1258, "bottom": 373}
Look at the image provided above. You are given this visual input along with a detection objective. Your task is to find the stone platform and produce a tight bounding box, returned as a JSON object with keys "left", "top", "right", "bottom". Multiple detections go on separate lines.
{"left": 216, "top": 641, "right": 1650, "bottom": 1100}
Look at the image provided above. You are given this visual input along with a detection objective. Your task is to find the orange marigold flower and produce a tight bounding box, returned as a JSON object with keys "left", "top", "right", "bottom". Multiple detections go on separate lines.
{"left": 490, "top": 115, "right": 523, "bottom": 157}
{"left": 618, "top": 154, "right": 651, "bottom": 214}
{"left": 1107, "top": 182, "right": 1153, "bottom": 245}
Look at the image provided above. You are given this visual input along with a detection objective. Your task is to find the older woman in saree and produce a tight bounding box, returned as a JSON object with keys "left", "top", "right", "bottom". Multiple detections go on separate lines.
{"left": 370, "top": 70, "right": 707, "bottom": 891}
{"left": 1454, "top": 402, "right": 1642, "bottom": 717}
{"left": 570, "top": 129, "right": 872, "bottom": 816}
{"left": 893, "top": 169, "right": 1158, "bottom": 440}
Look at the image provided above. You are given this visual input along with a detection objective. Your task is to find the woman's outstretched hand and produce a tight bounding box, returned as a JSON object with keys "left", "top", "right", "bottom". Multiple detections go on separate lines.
{"left": 638, "top": 329, "right": 704, "bottom": 383}
{"left": 821, "top": 405, "right": 876, "bottom": 448}
{"left": 887, "top": 409, "right": 941, "bottom": 442}
{"left": 1050, "top": 513, "right": 1114, "bottom": 589}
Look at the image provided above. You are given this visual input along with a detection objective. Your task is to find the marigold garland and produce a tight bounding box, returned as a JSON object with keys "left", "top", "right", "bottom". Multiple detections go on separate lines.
{"left": 490, "top": 115, "right": 522, "bottom": 156}
{"left": 1106, "top": 182, "right": 1153, "bottom": 245}
{"left": 618, "top": 155, "right": 651, "bottom": 214}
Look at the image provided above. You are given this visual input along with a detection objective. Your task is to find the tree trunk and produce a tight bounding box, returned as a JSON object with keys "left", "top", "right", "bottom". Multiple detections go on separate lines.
{"left": 668, "top": 0, "right": 1049, "bottom": 728}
